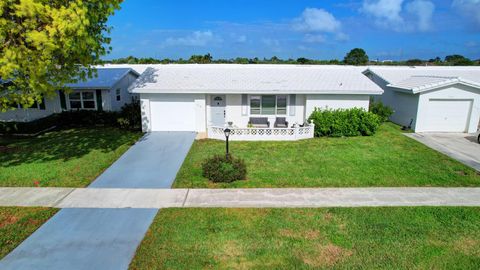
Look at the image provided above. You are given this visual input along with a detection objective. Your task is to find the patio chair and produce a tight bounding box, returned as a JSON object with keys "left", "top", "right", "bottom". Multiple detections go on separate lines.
{"left": 274, "top": 117, "right": 289, "bottom": 128}
{"left": 249, "top": 117, "right": 270, "bottom": 128}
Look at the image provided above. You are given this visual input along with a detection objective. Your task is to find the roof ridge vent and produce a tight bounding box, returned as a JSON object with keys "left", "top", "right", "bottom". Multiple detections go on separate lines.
{"left": 410, "top": 75, "right": 458, "bottom": 79}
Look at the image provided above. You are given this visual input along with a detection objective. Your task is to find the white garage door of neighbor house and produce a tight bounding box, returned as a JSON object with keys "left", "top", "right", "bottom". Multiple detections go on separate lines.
{"left": 150, "top": 98, "right": 196, "bottom": 131}
{"left": 424, "top": 99, "right": 472, "bottom": 132}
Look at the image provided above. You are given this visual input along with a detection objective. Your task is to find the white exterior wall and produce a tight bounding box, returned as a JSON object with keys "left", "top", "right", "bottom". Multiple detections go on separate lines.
{"left": 206, "top": 94, "right": 306, "bottom": 127}
{"left": 416, "top": 84, "right": 480, "bottom": 133}
{"left": 0, "top": 94, "right": 62, "bottom": 122}
{"left": 140, "top": 93, "right": 206, "bottom": 132}
{"left": 304, "top": 94, "right": 370, "bottom": 119}
{"left": 142, "top": 93, "right": 376, "bottom": 133}
{"left": 367, "top": 72, "right": 419, "bottom": 129}
{"left": 388, "top": 91, "right": 419, "bottom": 129}
{"left": 195, "top": 95, "right": 207, "bottom": 132}
{"left": 109, "top": 73, "right": 138, "bottom": 111}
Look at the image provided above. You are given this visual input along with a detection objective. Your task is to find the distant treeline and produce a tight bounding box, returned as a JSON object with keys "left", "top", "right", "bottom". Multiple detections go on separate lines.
{"left": 102, "top": 50, "right": 480, "bottom": 66}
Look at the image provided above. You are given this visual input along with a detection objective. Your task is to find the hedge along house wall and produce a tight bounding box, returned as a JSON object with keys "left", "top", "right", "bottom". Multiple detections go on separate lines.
{"left": 308, "top": 108, "right": 380, "bottom": 137}
{"left": 0, "top": 103, "right": 142, "bottom": 136}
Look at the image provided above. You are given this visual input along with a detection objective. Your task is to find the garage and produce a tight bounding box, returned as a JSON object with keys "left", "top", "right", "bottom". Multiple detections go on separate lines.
{"left": 366, "top": 67, "right": 480, "bottom": 133}
{"left": 423, "top": 99, "right": 472, "bottom": 132}
{"left": 149, "top": 95, "right": 197, "bottom": 132}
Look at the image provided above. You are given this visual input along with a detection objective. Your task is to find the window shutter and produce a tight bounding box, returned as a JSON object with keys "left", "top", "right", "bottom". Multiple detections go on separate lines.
{"left": 289, "top": 94, "right": 296, "bottom": 116}
{"left": 96, "top": 90, "right": 103, "bottom": 111}
{"left": 59, "top": 91, "right": 67, "bottom": 110}
{"left": 241, "top": 94, "right": 248, "bottom": 116}
{"left": 39, "top": 97, "right": 46, "bottom": 110}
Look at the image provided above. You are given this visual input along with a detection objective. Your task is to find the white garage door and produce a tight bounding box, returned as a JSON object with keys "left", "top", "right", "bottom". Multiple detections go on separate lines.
{"left": 424, "top": 99, "right": 472, "bottom": 132}
{"left": 150, "top": 96, "right": 196, "bottom": 131}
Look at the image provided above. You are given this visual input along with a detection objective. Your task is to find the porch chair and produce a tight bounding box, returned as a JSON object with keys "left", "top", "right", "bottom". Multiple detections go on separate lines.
{"left": 248, "top": 117, "right": 270, "bottom": 128}
{"left": 274, "top": 117, "right": 289, "bottom": 128}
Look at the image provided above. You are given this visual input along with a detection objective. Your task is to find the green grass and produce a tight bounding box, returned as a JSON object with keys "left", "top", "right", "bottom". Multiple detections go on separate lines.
{"left": 174, "top": 123, "right": 480, "bottom": 188}
{"left": 130, "top": 207, "right": 480, "bottom": 270}
{"left": 0, "top": 207, "right": 58, "bottom": 259}
{"left": 0, "top": 128, "right": 142, "bottom": 187}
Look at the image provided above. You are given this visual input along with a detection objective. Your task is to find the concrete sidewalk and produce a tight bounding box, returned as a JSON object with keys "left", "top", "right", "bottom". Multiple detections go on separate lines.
{"left": 2, "top": 187, "right": 480, "bottom": 208}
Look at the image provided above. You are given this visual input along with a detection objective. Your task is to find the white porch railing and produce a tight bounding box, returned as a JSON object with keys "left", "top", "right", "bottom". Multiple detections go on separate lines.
{"left": 207, "top": 124, "right": 315, "bottom": 141}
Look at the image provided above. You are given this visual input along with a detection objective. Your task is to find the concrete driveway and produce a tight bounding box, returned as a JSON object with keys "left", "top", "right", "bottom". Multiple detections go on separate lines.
{"left": 0, "top": 132, "right": 195, "bottom": 270}
{"left": 405, "top": 132, "right": 480, "bottom": 171}
{"left": 90, "top": 131, "right": 196, "bottom": 188}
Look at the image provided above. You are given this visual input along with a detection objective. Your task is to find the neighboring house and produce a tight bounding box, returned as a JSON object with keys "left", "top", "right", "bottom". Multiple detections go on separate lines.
{"left": 0, "top": 68, "right": 140, "bottom": 122}
{"left": 365, "top": 67, "right": 480, "bottom": 133}
{"left": 130, "top": 64, "right": 383, "bottom": 140}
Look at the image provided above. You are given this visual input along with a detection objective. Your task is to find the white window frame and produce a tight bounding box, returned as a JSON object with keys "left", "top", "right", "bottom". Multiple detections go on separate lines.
{"left": 16, "top": 97, "right": 46, "bottom": 110}
{"left": 249, "top": 94, "right": 289, "bottom": 116}
{"left": 67, "top": 90, "right": 97, "bottom": 110}
{"left": 116, "top": 88, "right": 121, "bottom": 101}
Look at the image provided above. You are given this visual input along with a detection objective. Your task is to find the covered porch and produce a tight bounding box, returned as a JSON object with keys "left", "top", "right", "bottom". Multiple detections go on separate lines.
{"left": 206, "top": 93, "right": 314, "bottom": 140}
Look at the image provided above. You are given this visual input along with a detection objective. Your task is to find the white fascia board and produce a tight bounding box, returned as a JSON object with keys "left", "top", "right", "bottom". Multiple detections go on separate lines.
{"left": 388, "top": 79, "right": 480, "bottom": 95}
{"left": 130, "top": 88, "right": 383, "bottom": 95}
{"left": 387, "top": 85, "right": 416, "bottom": 94}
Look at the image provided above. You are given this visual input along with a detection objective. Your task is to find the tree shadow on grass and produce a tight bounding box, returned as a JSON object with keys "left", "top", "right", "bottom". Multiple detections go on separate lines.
{"left": 0, "top": 128, "right": 141, "bottom": 167}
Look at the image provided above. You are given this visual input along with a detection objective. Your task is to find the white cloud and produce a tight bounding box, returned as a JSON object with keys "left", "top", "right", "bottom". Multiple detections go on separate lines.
{"left": 230, "top": 33, "right": 247, "bottom": 43}
{"left": 362, "top": 0, "right": 404, "bottom": 25}
{"left": 262, "top": 38, "right": 280, "bottom": 47}
{"left": 452, "top": 0, "right": 480, "bottom": 29}
{"left": 466, "top": 41, "right": 478, "bottom": 47}
{"left": 406, "top": 0, "right": 435, "bottom": 31}
{"left": 163, "top": 31, "right": 221, "bottom": 47}
{"left": 293, "top": 8, "right": 349, "bottom": 43}
{"left": 361, "top": 0, "right": 435, "bottom": 32}
{"left": 304, "top": 34, "right": 326, "bottom": 43}
{"left": 335, "top": 32, "right": 350, "bottom": 42}
{"left": 293, "top": 8, "right": 342, "bottom": 33}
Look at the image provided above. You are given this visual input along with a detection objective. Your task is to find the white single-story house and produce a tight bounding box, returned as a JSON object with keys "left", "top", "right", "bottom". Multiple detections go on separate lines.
{"left": 0, "top": 68, "right": 140, "bottom": 122}
{"left": 365, "top": 67, "right": 480, "bottom": 133}
{"left": 130, "top": 64, "right": 384, "bottom": 140}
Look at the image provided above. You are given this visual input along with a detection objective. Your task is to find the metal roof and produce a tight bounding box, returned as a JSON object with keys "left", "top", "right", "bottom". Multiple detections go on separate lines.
{"left": 66, "top": 68, "right": 139, "bottom": 89}
{"left": 366, "top": 66, "right": 480, "bottom": 93}
{"left": 387, "top": 75, "right": 480, "bottom": 94}
{"left": 129, "top": 64, "right": 384, "bottom": 95}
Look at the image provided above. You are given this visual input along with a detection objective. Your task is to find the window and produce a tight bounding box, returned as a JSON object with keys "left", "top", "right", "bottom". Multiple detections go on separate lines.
{"left": 82, "top": 92, "right": 95, "bottom": 109}
{"left": 250, "top": 95, "right": 287, "bottom": 115}
{"left": 262, "top": 95, "right": 276, "bottom": 115}
{"left": 116, "top": 88, "right": 121, "bottom": 101}
{"left": 27, "top": 97, "right": 46, "bottom": 110}
{"left": 69, "top": 91, "right": 96, "bottom": 110}
{"left": 276, "top": 95, "right": 287, "bottom": 114}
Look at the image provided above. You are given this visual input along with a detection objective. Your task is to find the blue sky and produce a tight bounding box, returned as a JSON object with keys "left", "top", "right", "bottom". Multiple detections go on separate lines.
{"left": 106, "top": 0, "right": 480, "bottom": 61}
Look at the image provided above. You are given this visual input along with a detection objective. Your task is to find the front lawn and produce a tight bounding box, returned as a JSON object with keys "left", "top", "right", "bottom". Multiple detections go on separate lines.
{"left": 0, "top": 128, "right": 142, "bottom": 187}
{"left": 130, "top": 207, "right": 480, "bottom": 269}
{"left": 0, "top": 207, "right": 58, "bottom": 259}
{"left": 174, "top": 123, "right": 480, "bottom": 188}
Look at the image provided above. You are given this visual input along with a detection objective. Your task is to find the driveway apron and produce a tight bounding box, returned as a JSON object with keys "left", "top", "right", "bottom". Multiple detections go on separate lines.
{"left": 405, "top": 133, "right": 480, "bottom": 171}
{"left": 0, "top": 132, "right": 195, "bottom": 270}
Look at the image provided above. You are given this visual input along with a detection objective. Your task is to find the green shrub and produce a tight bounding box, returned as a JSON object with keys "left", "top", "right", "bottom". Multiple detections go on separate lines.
{"left": 58, "top": 110, "right": 119, "bottom": 127}
{"left": 0, "top": 114, "right": 59, "bottom": 135}
{"left": 369, "top": 100, "right": 393, "bottom": 122}
{"left": 308, "top": 108, "right": 380, "bottom": 137}
{"left": 117, "top": 99, "right": 141, "bottom": 130}
{"left": 0, "top": 102, "right": 142, "bottom": 136}
{"left": 202, "top": 155, "right": 247, "bottom": 183}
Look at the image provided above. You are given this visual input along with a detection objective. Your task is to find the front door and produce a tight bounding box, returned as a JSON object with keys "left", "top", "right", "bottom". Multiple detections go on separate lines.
{"left": 211, "top": 95, "right": 226, "bottom": 126}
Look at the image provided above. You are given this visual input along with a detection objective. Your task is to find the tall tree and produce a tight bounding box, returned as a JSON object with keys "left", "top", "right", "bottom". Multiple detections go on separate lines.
{"left": 344, "top": 48, "right": 369, "bottom": 65}
{"left": 0, "top": 0, "right": 122, "bottom": 111}
{"left": 189, "top": 53, "right": 213, "bottom": 64}
{"left": 444, "top": 55, "right": 473, "bottom": 66}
